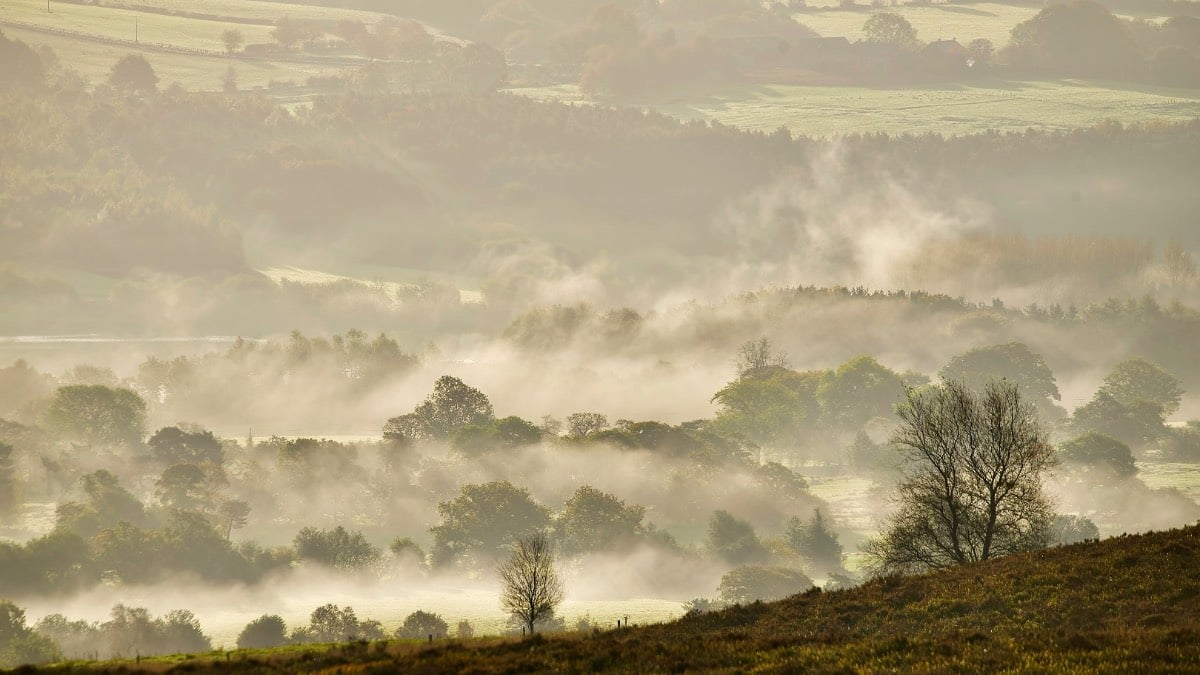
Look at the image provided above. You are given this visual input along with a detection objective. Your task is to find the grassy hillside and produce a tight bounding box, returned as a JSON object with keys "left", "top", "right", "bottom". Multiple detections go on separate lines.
{"left": 38, "top": 524, "right": 1200, "bottom": 672}
{"left": 0, "top": 0, "right": 378, "bottom": 91}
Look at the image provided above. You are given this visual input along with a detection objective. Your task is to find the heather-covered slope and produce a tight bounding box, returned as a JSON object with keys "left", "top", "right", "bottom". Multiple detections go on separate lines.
{"left": 41, "top": 524, "right": 1200, "bottom": 673}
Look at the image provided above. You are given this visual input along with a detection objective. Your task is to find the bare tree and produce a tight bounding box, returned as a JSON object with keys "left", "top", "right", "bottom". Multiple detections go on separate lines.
{"left": 498, "top": 532, "right": 564, "bottom": 635}
{"left": 565, "top": 412, "right": 608, "bottom": 438}
{"left": 865, "top": 379, "right": 1055, "bottom": 574}
{"left": 735, "top": 337, "right": 789, "bottom": 376}
{"left": 1164, "top": 241, "right": 1197, "bottom": 288}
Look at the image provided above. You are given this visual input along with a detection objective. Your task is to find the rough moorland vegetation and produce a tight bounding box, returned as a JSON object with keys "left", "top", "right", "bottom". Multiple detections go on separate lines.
{"left": 25, "top": 523, "right": 1200, "bottom": 673}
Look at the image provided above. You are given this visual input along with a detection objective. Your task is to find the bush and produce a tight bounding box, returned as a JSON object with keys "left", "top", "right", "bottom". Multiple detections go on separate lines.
{"left": 785, "top": 509, "right": 844, "bottom": 572}
{"left": 1052, "top": 514, "right": 1100, "bottom": 545}
{"left": 109, "top": 54, "right": 158, "bottom": 93}
{"left": 236, "top": 615, "right": 287, "bottom": 650}
{"left": 397, "top": 611, "right": 448, "bottom": 639}
{"left": 718, "top": 565, "right": 813, "bottom": 604}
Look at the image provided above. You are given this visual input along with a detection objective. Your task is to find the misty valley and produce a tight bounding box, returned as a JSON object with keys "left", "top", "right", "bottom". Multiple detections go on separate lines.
{"left": 2, "top": 0, "right": 1200, "bottom": 671}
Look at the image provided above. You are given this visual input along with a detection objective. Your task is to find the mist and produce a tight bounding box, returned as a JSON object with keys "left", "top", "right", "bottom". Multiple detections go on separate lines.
{"left": 2, "top": 0, "right": 1200, "bottom": 667}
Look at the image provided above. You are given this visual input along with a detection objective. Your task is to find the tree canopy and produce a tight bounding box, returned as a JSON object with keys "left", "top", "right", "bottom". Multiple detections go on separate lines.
{"left": 862, "top": 13, "right": 919, "bottom": 50}
{"left": 41, "top": 385, "right": 146, "bottom": 449}
{"left": 430, "top": 481, "right": 551, "bottom": 568}
{"left": 109, "top": 54, "right": 159, "bottom": 93}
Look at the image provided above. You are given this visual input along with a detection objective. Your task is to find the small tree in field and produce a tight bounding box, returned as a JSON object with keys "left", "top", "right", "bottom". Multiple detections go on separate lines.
{"left": 109, "top": 54, "right": 158, "bottom": 93}
{"left": 221, "top": 29, "right": 244, "bottom": 55}
{"left": 866, "top": 379, "right": 1055, "bottom": 574}
{"left": 498, "top": 532, "right": 564, "bottom": 636}
{"left": 863, "top": 12, "right": 919, "bottom": 50}
{"left": 396, "top": 610, "right": 448, "bottom": 639}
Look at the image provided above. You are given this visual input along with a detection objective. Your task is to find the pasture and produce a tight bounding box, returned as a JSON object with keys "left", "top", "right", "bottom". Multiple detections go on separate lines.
{"left": 0, "top": 0, "right": 364, "bottom": 91}
{"left": 793, "top": 2, "right": 1042, "bottom": 47}
{"left": 510, "top": 79, "right": 1200, "bottom": 137}
{"left": 791, "top": 1, "right": 1172, "bottom": 47}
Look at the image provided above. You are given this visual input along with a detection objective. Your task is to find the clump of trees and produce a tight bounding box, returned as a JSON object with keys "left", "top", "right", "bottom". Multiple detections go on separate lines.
{"left": 431, "top": 481, "right": 550, "bottom": 568}
{"left": 717, "top": 565, "right": 812, "bottom": 605}
{"left": 294, "top": 526, "right": 381, "bottom": 570}
{"left": 710, "top": 339, "right": 907, "bottom": 458}
{"left": 33, "top": 604, "right": 209, "bottom": 661}
{"left": 785, "top": 509, "right": 844, "bottom": 574}
{"left": 1071, "top": 358, "right": 1184, "bottom": 448}
{"left": 290, "top": 604, "right": 385, "bottom": 643}
{"left": 0, "top": 601, "right": 60, "bottom": 668}
{"left": 384, "top": 375, "right": 496, "bottom": 447}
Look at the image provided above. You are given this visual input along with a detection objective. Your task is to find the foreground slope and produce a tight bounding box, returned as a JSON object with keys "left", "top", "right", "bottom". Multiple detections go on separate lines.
{"left": 44, "top": 524, "right": 1200, "bottom": 673}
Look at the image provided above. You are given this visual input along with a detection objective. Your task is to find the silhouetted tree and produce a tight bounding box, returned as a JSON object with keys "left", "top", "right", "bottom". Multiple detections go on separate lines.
{"left": 109, "top": 54, "right": 158, "bottom": 93}
{"left": 555, "top": 485, "right": 645, "bottom": 556}
{"left": 221, "top": 29, "right": 244, "bottom": 55}
{"left": 293, "top": 526, "right": 380, "bottom": 570}
{"left": 384, "top": 375, "right": 494, "bottom": 444}
{"left": 0, "top": 601, "right": 60, "bottom": 668}
{"left": 1098, "top": 357, "right": 1183, "bottom": 418}
{"left": 236, "top": 614, "right": 286, "bottom": 649}
{"left": 148, "top": 426, "right": 223, "bottom": 465}
{"left": 217, "top": 499, "right": 251, "bottom": 540}
{"left": 705, "top": 510, "right": 767, "bottom": 565}
{"left": 735, "top": 337, "right": 789, "bottom": 376}
{"left": 1006, "top": 0, "right": 1141, "bottom": 79}
{"left": 717, "top": 566, "right": 812, "bottom": 604}
{"left": 431, "top": 481, "right": 551, "bottom": 568}
{"left": 1059, "top": 432, "right": 1138, "bottom": 482}
{"left": 866, "top": 380, "right": 1055, "bottom": 573}
{"left": 41, "top": 385, "right": 146, "bottom": 449}
{"left": 863, "top": 13, "right": 919, "bottom": 50}
{"left": 566, "top": 412, "right": 609, "bottom": 438}
{"left": 785, "top": 508, "right": 843, "bottom": 572}
{"left": 939, "top": 343, "right": 1063, "bottom": 422}
{"left": 499, "top": 532, "right": 564, "bottom": 636}
{"left": 1051, "top": 514, "right": 1100, "bottom": 545}
{"left": 396, "top": 610, "right": 448, "bottom": 639}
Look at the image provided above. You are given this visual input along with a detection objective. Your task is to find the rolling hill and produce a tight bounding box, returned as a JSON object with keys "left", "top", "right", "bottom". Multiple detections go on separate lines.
{"left": 37, "top": 523, "right": 1200, "bottom": 672}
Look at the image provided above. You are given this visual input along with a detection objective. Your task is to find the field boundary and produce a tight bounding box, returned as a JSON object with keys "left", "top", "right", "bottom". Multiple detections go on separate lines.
{"left": 0, "top": 17, "right": 366, "bottom": 66}
{"left": 52, "top": 0, "right": 275, "bottom": 26}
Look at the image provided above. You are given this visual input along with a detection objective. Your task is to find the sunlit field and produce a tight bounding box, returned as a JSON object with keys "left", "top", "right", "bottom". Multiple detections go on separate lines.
{"left": 510, "top": 79, "right": 1200, "bottom": 137}
{"left": 793, "top": 2, "right": 1044, "bottom": 47}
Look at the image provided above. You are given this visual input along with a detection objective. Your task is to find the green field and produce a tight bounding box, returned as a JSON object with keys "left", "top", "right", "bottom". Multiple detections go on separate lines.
{"left": 1, "top": 25, "right": 337, "bottom": 91}
{"left": 0, "top": 0, "right": 366, "bottom": 91}
{"left": 81, "top": 0, "right": 390, "bottom": 24}
{"left": 510, "top": 79, "right": 1200, "bottom": 137}
{"left": 1139, "top": 461, "right": 1200, "bottom": 503}
{"left": 794, "top": 2, "right": 1042, "bottom": 47}
{"left": 4, "top": 0, "right": 277, "bottom": 53}
{"left": 792, "top": 2, "right": 1167, "bottom": 47}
